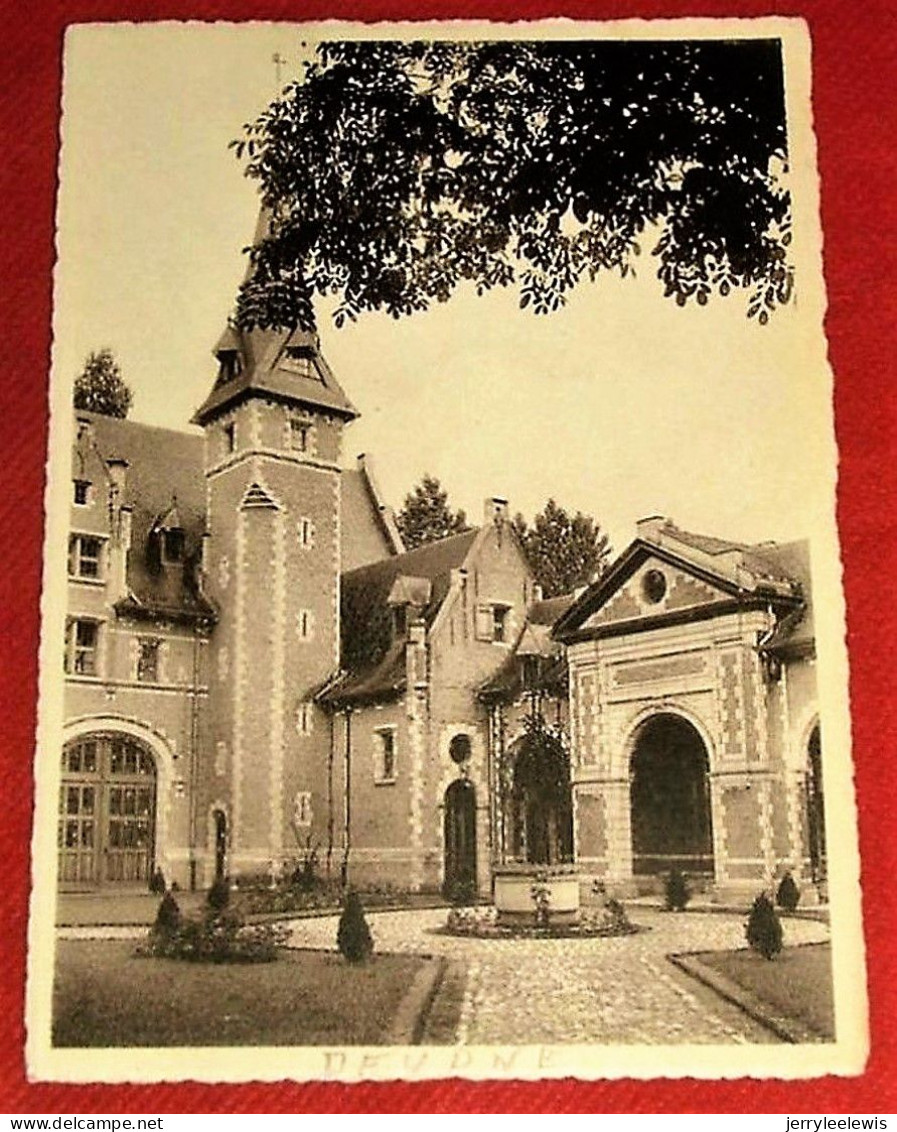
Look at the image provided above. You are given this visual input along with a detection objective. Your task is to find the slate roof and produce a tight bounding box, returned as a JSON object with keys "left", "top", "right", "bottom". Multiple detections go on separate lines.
{"left": 754, "top": 539, "right": 814, "bottom": 653}
{"left": 75, "top": 412, "right": 214, "bottom": 623}
{"left": 653, "top": 522, "right": 796, "bottom": 587}
{"left": 321, "top": 528, "right": 479, "bottom": 706}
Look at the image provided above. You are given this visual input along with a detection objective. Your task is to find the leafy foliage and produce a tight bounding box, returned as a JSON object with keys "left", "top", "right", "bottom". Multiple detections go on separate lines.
{"left": 746, "top": 892, "right": 784, "bottom": 959}
{"left": 396, "top": 473, "right": 468, "bottom": 550}
{"left": 337, "top": 889, "right": 374, "bottom": 964}
{"left": 148, "top": 867, "right": 166, "bottom": 895}
{"left": 664, "top": 867, "right": 691, "bottom": 912}
{"left": 776, "top": 870, "right": 801, "bottom": 912}
{"left": 139, "top": 891, "right": 287, "bottom": 963}
{"left": 73, "top": 348, "right": 133, "bottom": 418}
{"left": 513, "top": 500, "right": 611, "bottom": 598}
{"left": 233, "top": 40, "right": 792, "bottom": 331}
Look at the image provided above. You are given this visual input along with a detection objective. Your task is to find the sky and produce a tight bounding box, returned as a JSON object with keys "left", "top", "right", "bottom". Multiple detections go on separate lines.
{"left": 52, "top": 21, "right": 836, "bottom": 556}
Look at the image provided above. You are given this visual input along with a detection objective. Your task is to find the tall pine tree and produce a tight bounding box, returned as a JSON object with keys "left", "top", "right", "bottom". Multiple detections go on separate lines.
{"left": 73, "top": 348, "right": 133, "bottom": 419}
{"left": 514, "top": 500, "right": 611, "bottom": 599}
{"left": 396, "top": 474, "right": 468, "bottom": 550}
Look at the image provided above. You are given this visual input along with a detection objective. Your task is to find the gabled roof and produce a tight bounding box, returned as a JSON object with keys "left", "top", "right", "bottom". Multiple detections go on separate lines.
{"left": 478, "top": 592, "right": 575, "bottom": 702}
{"left": 75, "top": 412, "right": 214, "bottom": 623}
{"left": 192, "top": 326, "right": 358, "bottom": 425}
{"left": 553, "top": 520, "right": 807, "bottom": 643}
{"left": 320, "top": 528, "right": 479, "bottom": 707}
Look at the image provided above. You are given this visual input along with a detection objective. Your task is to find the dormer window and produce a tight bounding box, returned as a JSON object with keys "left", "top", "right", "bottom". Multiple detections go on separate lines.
{"left": 217, "top": 350, "right": 242, "bottom": 384}
{"left": 522, "top": 654, "right": 541, "bottom": 690}
{"left": 163, "top": 528, "right": 185, "bottom": 563}
{"left": 73, "top": 480, "right": 90, "bottom": 506}
{"left": 281, "top": 345, "right": 318, "bottom": 380}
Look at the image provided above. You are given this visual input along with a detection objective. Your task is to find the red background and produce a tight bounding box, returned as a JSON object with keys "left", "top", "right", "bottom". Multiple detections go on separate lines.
{"left": 1, "top": 0, "right": 894, "bottom": 1114}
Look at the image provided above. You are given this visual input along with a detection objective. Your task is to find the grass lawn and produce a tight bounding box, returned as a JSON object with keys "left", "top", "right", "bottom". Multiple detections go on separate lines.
{"left": 697, "top": 943, "right": 834, "bottom": 1039}
{"left": 54, "top": 940, "right": 430, "bottom": 1047}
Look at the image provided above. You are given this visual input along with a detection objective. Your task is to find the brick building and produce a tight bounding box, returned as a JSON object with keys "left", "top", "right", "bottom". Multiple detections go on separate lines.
{"left": 58, "top": 296, "right": 825, "bottom": 901}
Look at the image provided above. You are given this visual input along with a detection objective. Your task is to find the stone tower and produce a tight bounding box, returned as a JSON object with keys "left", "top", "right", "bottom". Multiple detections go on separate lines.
{"left": 193, "top": 320, "right": 358, "bottom": 881}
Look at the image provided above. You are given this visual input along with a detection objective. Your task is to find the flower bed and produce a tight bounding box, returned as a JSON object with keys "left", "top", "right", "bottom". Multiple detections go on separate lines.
{"left": 444, "top": 898, "right": 641, "bottom": 939}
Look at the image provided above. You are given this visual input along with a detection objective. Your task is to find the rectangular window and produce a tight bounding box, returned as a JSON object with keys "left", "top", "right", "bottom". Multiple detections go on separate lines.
{"left": 223, "top": 422, "right": 235, "bottom": 454}
{"left": 296, "top": 609, "right": 314, "bottom": 640}
{"left": 73, "top": 480, "right": 90, "bottom": 506}
{"left": 136, "top": 637, "right": 160, "bottom": 683}
{"left": 162, "top": 529, "right": 185, "bottom": 563}
{"left": 297, "top": 517, "right": 315, "bottom": 548}
{"left": 295, "top": 702, "right": 314, "bottom": 736}
{"left": 290, "top": 418, "right": 312, "bottom": 453}
{"left": 374, "top": 729, "right": 397, "bottom": 784}
{"left": 475, "top": 602, "right": 510, "bottom": 643}
{"left": 68, "top": 535, "right": 103, "bottom": 580}
{"left": 65, "top": 619, "right": 99, "bottom": 676}
{"left": 293, "top": 791, "right": 313, "bottom": 826}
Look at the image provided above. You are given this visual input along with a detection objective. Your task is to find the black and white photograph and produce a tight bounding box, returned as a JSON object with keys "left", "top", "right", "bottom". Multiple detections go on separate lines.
{"left": 27, "top": 18, "right": 866, "bottom": 1082}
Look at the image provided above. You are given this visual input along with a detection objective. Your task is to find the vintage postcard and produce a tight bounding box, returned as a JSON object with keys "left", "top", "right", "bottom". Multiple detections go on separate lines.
{"left": 27, "top": 17, "right": 867, "bottom": 1083}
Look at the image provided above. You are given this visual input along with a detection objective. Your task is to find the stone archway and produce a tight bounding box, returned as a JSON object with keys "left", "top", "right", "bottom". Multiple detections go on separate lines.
{"left": 629, "top": 713, "right": 714, "bottom": 877}
{"left": 505, "top": 725, "right": 574, "bottom": 865}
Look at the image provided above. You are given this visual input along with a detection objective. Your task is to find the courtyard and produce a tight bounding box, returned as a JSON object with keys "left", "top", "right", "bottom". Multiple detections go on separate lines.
{"left": 56, "top": 905, "right": 832, "bottom": 1047}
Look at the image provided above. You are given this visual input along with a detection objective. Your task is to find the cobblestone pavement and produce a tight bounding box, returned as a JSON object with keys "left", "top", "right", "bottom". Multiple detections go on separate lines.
{"left": 286, "top": 908, "right": 830, "bottom": 1045}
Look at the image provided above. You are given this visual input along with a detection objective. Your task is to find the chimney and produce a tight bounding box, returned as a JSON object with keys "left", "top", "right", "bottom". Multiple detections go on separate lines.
{"left": 105, "top": 457, "right": 130, "bottom": 545}
{"left": 484, "top": 496, "right": 509, "bottom": 526}
{"left": 636, "top": 515, "right": 667, "bottom": 543}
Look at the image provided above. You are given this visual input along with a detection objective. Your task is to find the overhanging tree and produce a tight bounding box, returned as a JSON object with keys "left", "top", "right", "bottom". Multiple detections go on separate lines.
{"left": 396, "top": 474, "right": 468, "bottom": 550}
{"left": 514, "top": 500, "right": 611, "bottom": 598}
{"left": 73, "top": 348, "right": 133, "bottom": 419}
{"left": 233, "top": 39, "right": 792, "bottom": 332}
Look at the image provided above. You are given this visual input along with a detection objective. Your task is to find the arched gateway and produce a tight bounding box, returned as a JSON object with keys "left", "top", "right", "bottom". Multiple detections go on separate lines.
{"left": 58, "top": 733, "right": 157, "bottom": 888}
{"left": 629, "top": 713, "right": 714, "bottom": 877}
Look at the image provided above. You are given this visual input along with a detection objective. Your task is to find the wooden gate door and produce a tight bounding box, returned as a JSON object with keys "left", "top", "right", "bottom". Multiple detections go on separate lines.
{"left": 443, "top": 779, "right": 477, "bottom": 898}
{"left": 59, "top": 735, "right": 157, "bottom": 888}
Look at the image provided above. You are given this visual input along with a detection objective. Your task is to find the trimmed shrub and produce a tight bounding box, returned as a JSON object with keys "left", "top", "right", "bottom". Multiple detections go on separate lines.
{"left": 149, "top": 891, "right": 181, "bottom": 951}
{"left": 776, "top": 871, "right": 801, "bottom": 913}
{"left": 139, "top": 897, "right": 287, "bottom": 963}
{"left": 665, "top": 868, "right": 691, "bottom": 912}
{"left": 207, "top": 875, "right": 230, "bottom": 913}
{"left": 148, "top": 867, "right": 166, "bottom": 895}
{"left": 746, "top": 892, "right": 784, "bottom": 960}
{"left": 337, "top": 890, "right": 373, "bottom": 964}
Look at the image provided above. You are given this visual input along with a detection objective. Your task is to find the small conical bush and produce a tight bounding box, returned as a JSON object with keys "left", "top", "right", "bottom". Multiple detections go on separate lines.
{"left": 151, "top": 891, "right": 181, "bottom": 948}
{"left": 746, "top": 892, "right": 784, "bottom": 959}
{"left": 337, "top": 889, "right": 373, "bottom": 964}
{"left": 776, "top": 871, "right": 801, "bottom": 913}
{"left": 665, "top": 868, "right": 691, "bottom": 912}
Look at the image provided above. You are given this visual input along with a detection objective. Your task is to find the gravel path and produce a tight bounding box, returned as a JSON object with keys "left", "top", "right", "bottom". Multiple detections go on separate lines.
{"left": 285, "top": 907, "right": 829, "bottom": 1045}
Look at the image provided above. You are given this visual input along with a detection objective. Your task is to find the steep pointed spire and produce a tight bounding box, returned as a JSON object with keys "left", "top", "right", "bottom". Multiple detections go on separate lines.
{"left": 193, "top": 212, "right": 358, "bottom": 426}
